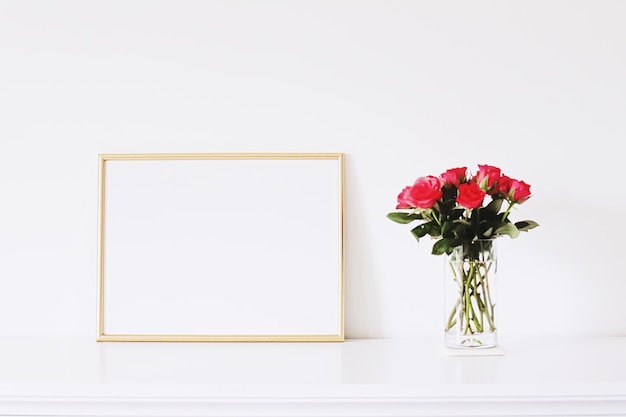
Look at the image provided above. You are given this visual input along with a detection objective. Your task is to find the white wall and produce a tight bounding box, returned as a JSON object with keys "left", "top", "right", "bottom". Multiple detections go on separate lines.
{"left": 1, "top": 0, "right": 625, "bottom": 339}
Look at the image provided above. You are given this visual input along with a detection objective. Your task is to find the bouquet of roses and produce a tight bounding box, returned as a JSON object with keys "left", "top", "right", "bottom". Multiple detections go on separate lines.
{"left": 387, "top": 164, "right": 538, "bottom": 255}
{"left": 388, "top": 165, "right": 538, "bottom": 347}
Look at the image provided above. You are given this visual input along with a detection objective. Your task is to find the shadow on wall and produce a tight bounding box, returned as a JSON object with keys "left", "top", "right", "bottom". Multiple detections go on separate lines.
{"left": 343, "top": 153, "right": 386, "bottom": 339}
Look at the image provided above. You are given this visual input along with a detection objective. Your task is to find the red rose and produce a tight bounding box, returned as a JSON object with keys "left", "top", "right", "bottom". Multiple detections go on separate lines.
{"left": 496, "top": 174, "right": 512, "bottom": 196}
{"left": 457, "top": 182, "right": 486, "bottom": 209}
{"left": 475, "top": 164, "right": 501, "bottom": 193}
{"left": 507, "top": 179, "right": 532, "bottom": 203}
{"left": 396, "top": 176, "right": 442, "bottom": 209}
{"left": 441, "top": 167, "right": 467, "bottom": 187}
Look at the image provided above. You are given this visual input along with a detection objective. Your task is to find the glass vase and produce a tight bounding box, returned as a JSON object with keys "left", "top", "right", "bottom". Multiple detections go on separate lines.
{"left": 444, "top": 239, "right": 498, "bottom": 349}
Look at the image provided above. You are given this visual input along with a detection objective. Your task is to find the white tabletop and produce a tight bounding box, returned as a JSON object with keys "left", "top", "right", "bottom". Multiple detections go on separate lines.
{"left": 1, "top": 335, "right": 625, "bottom": 416}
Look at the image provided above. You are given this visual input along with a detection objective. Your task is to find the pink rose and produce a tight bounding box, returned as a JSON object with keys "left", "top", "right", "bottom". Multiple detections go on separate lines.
{"left": 441, "top": 167, "right": 467, "bottom": 187}
{"left": 496, "top": 175, "right": 532, "bottom": 203}
{"left": 396, "top": 176, "right": 443, "bottom": 209}
{"left": 475, "top": 164, "right": 501, "bottom": 193}
{"left": 396, "top": 186, "right": 414, "bottom": 209}
{"left": 457, "top": 182, "right": 486, "bottom": 209}
{"left": 506, "top": 179, "right": 532, "bottom": 203}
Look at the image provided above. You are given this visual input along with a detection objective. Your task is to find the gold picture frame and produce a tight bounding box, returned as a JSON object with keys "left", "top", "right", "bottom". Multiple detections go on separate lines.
{"left": 97, "top": 153, "right": 344, "bottom": 342}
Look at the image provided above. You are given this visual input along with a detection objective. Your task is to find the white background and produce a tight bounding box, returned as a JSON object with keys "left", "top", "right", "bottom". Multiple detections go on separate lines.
{"left": 0, "top": 0, "right": 625, "bottom": 339}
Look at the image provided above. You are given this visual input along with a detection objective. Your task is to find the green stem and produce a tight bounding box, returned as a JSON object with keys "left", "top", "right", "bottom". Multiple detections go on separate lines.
{"left": 445, "top": 298, "right": 460, "bottom": 331}
{"left": 469, "top": 262, "right": 483, "bottom": 333}
{"left": 431, "top": 207, "right": 442, "bottom": 226}
{"left": 483, "top": 265, "right": 497, "bottom": 331}
{"left": 474, "top": 264, "right": 484, "bottom": 332}
{"left": 447, "top": 257, "right": 496, "bottom": 337}
{"left": 501, "top": 201, "right": 515, "bottom": 222}
{"left": 445, "top": 259, "right": 464, "bottom": 331}
{"left": 463, "top": 262, "right": 483, "bottom": 334}
{"left": 464, "top": 277, "right": 472, "bottom": 334}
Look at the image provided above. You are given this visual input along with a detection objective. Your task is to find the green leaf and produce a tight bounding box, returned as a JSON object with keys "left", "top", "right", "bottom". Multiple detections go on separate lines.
{"left": 449, "top": 208, "right": 466, "bottom": 220}
{"left": 485, "top": 198, "right": 503, "bottom": 214}
{"left": 429, "top": 223, "right": 442, "bottom": 237}
{"left": 515, "top": 220, "right": 539, "bottom": 231}
{"left": 444, "top": 219, "right": 471, "bottom": 239}
{"left": 432, "top": 239, "right": 450, "bottom": 255}
{"left": 478, "top": 206, "right": 499, "bottom": 221}
{"left": 442, "top": 186, "right": 458, "bottom": 202}
{"left": 386, "top": 212, "right": 423, "bottom": 224}
{"left": 454, "top": 218, "right": 471, "bottom": 227}
{"left": 479, "top": 218, "right": 503, "bottom": 238}
{"left": 495, "top": 223, "right": 520, "bottom": 239}
{"left": 432, "top": 238, "right": 460, "bottom": 256}
{"left": 410, "top": 223, "right": 431, "bottom": 240}
{"left": 441, "top": 220, "right": 455, "bottom": 237}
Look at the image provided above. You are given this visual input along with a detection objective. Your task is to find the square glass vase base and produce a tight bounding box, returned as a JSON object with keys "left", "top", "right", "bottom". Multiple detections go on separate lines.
{"left": 441, "top": 344, "right": 505, "bottom": 356}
